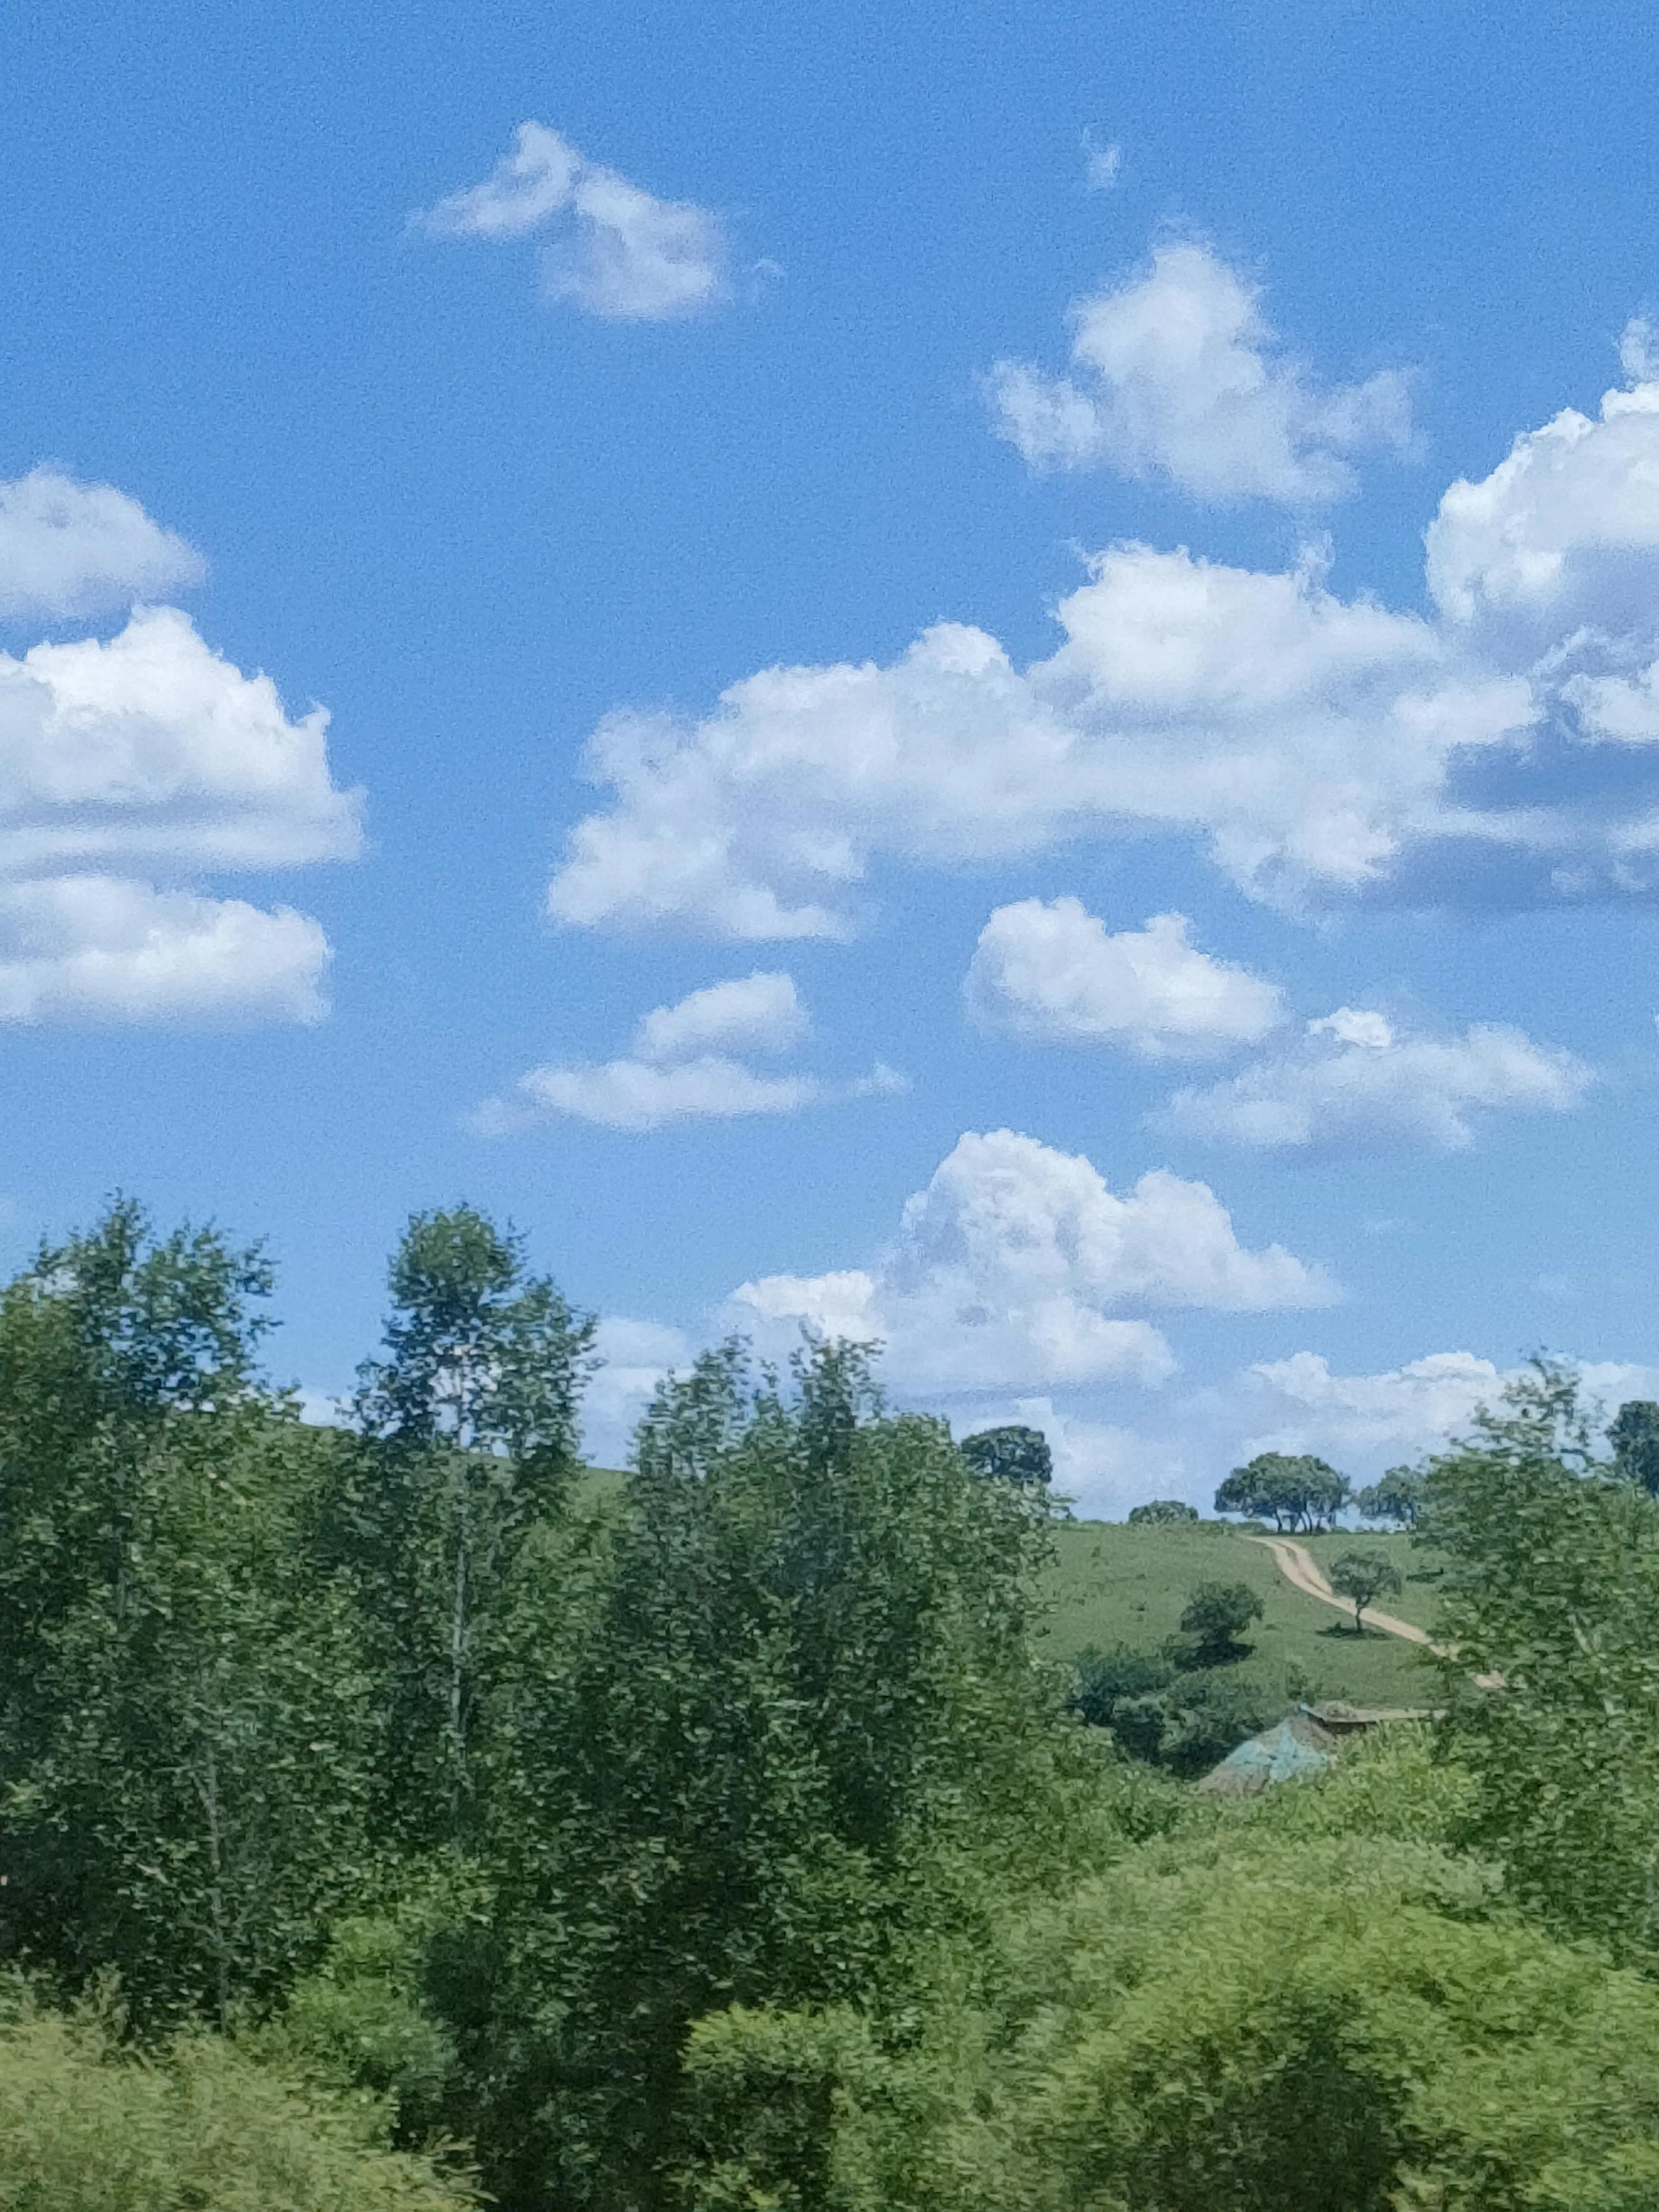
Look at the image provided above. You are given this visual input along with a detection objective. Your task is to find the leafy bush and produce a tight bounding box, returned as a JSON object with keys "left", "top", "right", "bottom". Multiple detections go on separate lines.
{"left": 1176, "top": 1579, "right": 1263, "bottom": 1662}
{"left": 0, "top": 1991, "right": 475, "bottom": 2211}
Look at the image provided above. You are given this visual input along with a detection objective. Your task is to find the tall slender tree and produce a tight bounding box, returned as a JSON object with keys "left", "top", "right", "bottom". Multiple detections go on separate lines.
{"left": 350, "top": 1206, "right": 596, "bottom": 1847}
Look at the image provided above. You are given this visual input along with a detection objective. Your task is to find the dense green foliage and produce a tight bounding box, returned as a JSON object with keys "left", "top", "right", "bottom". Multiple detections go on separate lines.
{"left": 957, "top": 1422, "right": 1052, "bottom": 1490}
{"left": 1176, "top": 1577, "right": 1263, "bottom": 1660}
{"left": 0, "top": 1988, "right": 475, "bottom": 2210}
{"left": 1214, "top": 1450, "right": 1351, "bottom": 1530}
{"left": 1125, "top": 1498, "right": 1198, "bottom": 1524}
{"left": 1354, "top": 1465, "right": 1425, "bottom": 1527}
{"left": 7, "top": 1207, "right": 1659, "bottom": 2207}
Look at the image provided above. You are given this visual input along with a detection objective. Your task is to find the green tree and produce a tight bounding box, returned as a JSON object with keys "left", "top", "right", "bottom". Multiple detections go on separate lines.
{"left": 1327, "top": 1549, "right": 1404, "bottom": 1633}
{"left": 1177, "top": 1579, "right": 1263, "bottom": 1662}
{"left": 1126, "top": 1499, "right": 1198, "bottom": 1525}
{"left": 0, "top": 1202, "right": 373, "bottom": 2027}
{"left": 452, "top": 1338, "right": 1061, "bottom": 2211}
{"left": 1215, "top": 1452, "right": 1349, "bottom": 1531}
{"left": 349, "top": 1206, "right": 596, "bottom": 1847}
{"left": 1354, "top": 1465, "right": 1424, "bottom": 1527}
{"left": 1610, "top": 1398, "right": 1659, "bottom": 1495}
{"left": 959, "top": 1423, "right": 1052, "bottom": 1490}
{"left": 1422, "top": 1356, "right": 1659, "bottom": 1963}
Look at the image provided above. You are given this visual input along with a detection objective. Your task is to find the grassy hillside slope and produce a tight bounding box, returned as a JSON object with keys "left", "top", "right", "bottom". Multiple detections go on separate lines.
{"left": 1041, "top": 1520, "right": 1438, "bottom": 1709}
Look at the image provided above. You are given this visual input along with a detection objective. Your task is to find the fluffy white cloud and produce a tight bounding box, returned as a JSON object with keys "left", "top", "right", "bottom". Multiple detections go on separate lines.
{"left": 966, "top": 898, "right": 1283, "bottom": 1056}
{"left": 1247, "top": 1348, "right": 1506, "bottom": 1458}
{"left": 0, "top": 469, "right": 204, "bottom": 620}
{"left": 987, "top": 242, "right": 1411, "bottom": 503}
{"left": 0, "top": 605, "right": 361, "bottom": 876}
{"left": 550, "top": 547, "right": 1532, "bottom": 935}
{"left": 550, "top": 315, "right": 1659, "bottom": 935}
{"left": 472, "top": 970, "right": 903, "bottom": 1133}
{"left": 0, "top": 601, "right": 358, "bottom": 1026}
{"left": 1427, "top": 357, "right": 1659, "bottom": 637}
{"left": 728, "top": 1128, "right": 1333, "bottom": 1394}
{"left": 633, "top": 969, "right": 807, "bottom": 1062}
{"left": 1161, "top": 1006, "right": 1591, "bottom": 1150}
{"left": 418, "top": 120, "right": 728, "bottom": 321}
{"left": 0, "top": 876, "right": 328, "bottom": 1024}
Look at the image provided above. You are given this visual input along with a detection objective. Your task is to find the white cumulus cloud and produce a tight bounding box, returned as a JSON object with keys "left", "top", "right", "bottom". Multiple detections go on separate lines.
{"left": 727, "top": 1128, "right": 1333, "bottom": 1394}
{"left": 472, "top": 970, "right": 903, "bottom": 1134}
{"left": 418, "top": 120, "right": 728, "bottom": 321}
{"left": 1427, "top": 351, "right": 1659, "bottom": 638}
{"left": 966, "top": 898, "right": 1283, "bottom": 1056}
{"left": 1161, "top": 1006, "right": 1591, "bottom": 1151}
{"left": 987, "top": 241, "right": 1412, "bottom": 504}
{"left": 0, "top": 469, "right": 204, "bottom": 621}
{"left": 0, "top": 599, "right": 358, "bottom": 1027}
{"left": 633, "top": 968, "right": 807, "bottom": 1062}
{"left": 549, "top": 549, "right": 1530, "bottom": 936}
{"left": 0, "top": 876, "right": 328, "bottom": 1025}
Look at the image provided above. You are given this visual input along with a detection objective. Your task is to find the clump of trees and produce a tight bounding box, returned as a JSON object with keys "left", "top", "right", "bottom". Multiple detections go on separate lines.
{"left": 1355, "top": 1464, "right": 1425, "bottom": 1526}
{"left": 11, "top": 1205, "right": 1659, "bottom": 2206}
{"left": 1126, "top": 1498, "right": 1198, "bottom": 1525}
{"left": 1214, "top": 1450, "right": 1350, "bottom": 1529}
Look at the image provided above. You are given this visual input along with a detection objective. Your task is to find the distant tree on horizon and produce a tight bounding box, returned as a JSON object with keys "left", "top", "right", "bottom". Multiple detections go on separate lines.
{"left": 1215, "top": 1451, "right": 1350, "bottom": 1531}
{"left": 1127, "top": 1498, "right": 1199, "bottom": 1525}
{"left": 1610, "top": 1401, "right": 1659, "bottom": 1495}
{"left": 959, "top": 1424, "right": 1052, "bottom": 1491}
{"left": 1356, "top": 1465, "right": 1425, "bottom": 1526}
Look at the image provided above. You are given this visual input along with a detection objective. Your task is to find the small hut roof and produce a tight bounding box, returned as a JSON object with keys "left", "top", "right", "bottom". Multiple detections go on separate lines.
{"left": 1195, "top": 1709, "right": 1338, "bottom": 1797}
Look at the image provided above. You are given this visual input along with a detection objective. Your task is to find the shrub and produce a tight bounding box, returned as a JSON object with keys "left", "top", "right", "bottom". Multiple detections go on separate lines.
{"left": 0, "top": 1990, "right": 475, "bottom": 2211}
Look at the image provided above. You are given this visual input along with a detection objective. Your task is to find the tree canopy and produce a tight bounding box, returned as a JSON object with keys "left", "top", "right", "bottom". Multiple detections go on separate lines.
{"left": 1214, "top": 1451, "right": 1350, "bottom": 1530}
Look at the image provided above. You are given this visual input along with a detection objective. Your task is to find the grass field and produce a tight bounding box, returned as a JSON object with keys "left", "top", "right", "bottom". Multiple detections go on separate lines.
{"left": 1040, "top": 1520, "right": 1439, "bottom": 1710}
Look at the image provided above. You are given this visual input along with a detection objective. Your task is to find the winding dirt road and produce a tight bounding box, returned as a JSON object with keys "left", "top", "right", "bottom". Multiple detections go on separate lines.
{"left": 1250, "top": 1537, "right": 1435, "bottom": 1648}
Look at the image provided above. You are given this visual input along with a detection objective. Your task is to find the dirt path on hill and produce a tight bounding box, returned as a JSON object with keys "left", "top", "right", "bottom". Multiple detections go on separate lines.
{"left": 1250, "top": 1536, "right": 1435, "bottom": 1647}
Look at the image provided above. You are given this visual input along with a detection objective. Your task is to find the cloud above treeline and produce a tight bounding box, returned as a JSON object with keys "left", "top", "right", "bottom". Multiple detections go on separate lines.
{"left": 0, "top": 489, "right": 358, "bottom": 1026}
{"left": 966, "top": 899, "right": 1284, "bottom": 1057}
{"left": 471, "top": 970, "right": 906, "bottom": 1133}
{"left": 416, "top": 120, "right": 730, "bottom": 321}
{"left": 547, "top": 301, "right": 1659, "bottom": 935}
{"left": 726, "top": 1127, "right": 1335, "bottom": 1393}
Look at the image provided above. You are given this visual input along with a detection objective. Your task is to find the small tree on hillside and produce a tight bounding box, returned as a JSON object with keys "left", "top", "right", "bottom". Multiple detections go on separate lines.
{"left": 1178, "top": 1580, "right": 1263, "bottom": 1664}
{"left": 1127, "top": 1498, "right": 1199, "bottom": 1525}
{"left": 1329, "top": 1550, "right": 1404, "bottom": 1634}
{"left": 959, "top": 1424, "right": 1052, "bottom": 1491}
{"left": 1356, "top": 1465, "right": 1425, "bottom": 1527}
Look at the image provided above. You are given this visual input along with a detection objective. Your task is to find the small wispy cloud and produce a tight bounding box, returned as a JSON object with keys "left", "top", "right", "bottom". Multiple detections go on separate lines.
{"left": 1081, "top": 129, "right": 1122, "bottom": 191}
{"left": 416, "top": 120, "right": 729, "bottom": 321}
{"left": 471, "top": 972, "right": 906, "bottom": 1134}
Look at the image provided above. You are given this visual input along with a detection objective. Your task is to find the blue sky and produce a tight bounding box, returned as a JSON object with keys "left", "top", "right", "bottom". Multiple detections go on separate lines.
{"left": 6, "top": 0, "right": 1659, "bottom": 1509}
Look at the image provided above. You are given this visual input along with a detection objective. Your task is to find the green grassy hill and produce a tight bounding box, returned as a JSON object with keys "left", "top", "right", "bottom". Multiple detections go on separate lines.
{"left": 1040, "top": 1519, "right": 1438, "bottom": 1710}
